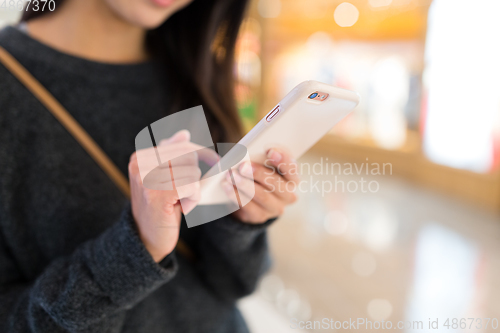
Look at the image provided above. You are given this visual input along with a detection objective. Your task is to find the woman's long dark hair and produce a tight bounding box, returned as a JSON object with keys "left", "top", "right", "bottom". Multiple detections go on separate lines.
{"left": 22, "top": 0, "right": 247, "bottom": 143}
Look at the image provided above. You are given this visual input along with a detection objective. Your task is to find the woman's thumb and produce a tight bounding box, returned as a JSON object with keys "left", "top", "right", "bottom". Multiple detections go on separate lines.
{"left": 159, "top": 130, "right": 191, "bottom": 145}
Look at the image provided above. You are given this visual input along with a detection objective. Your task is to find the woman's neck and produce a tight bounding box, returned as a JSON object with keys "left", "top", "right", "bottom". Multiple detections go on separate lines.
{"left": 26, "top": 0, "right": 149, "bottom": 63}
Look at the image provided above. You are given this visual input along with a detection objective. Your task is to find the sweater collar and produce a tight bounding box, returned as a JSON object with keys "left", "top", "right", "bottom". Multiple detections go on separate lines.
{"left": 0, "top": 25, "right": 165, "bottom": 86}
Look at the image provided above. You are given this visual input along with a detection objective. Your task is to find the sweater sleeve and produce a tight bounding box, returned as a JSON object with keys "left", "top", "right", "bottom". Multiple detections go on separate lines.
{"left": 0, "top": 206, "right": 178, "bottom": 333}
{"left": 192, "top": 216, "right": 275, "bottom": 303}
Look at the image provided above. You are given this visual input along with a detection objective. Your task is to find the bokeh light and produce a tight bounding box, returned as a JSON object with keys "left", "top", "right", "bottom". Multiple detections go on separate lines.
{"left": 334, "top": 3, "right": 360, "bottom": 27}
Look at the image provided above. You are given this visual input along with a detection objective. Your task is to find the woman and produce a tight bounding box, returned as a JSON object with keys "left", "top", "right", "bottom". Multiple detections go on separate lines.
{"left": 0, "top": 0, "right": 299, "bottom": 332}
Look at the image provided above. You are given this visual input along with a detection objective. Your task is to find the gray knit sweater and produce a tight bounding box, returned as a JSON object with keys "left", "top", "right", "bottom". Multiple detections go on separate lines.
{"left": 0, "top": 26, "right": 272, "bottom": 333}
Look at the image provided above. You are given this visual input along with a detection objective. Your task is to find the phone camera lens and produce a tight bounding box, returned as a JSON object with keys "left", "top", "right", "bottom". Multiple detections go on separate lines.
{"left": 309, "top": 93, "right": 318, "bottom": 99}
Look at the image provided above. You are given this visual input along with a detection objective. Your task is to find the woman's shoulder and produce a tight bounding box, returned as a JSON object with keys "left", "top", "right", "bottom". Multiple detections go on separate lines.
{"left": 0, "top": 64, "right": 26, "bottom": 115}
{"left": 0, "top": 26, "right": 41, "bottom": 121}
{"left": 0, "top": 25, "right": 25, "bottom": 53}
{"left": 0, "top": 60, "right": 32, "bottom": 112}
{"left": 0, "top": 26, "right": 29, "bottom": 104}
{"left": 0, "top": 67, "right": 42, "bottom": 146}
{"left": 0, "top": 24, "right": 15, "bottom": 40}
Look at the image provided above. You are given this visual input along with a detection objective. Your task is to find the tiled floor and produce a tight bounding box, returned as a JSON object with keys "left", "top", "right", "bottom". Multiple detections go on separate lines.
{"left": 240, "top": 151, "right": 500, "bottom": 333}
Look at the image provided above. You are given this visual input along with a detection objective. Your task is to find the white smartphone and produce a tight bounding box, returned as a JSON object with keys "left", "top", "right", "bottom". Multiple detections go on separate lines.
{"left": 198, "top": 80, "right": 360, "bottom": 205}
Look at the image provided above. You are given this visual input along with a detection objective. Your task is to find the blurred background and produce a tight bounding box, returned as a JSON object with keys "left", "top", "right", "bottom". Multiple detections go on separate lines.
{"left": 231, "top": 0, "right": 500, "bottom": 332}
{"left": 2, "top": 1, "right": 500, "bottom": 331}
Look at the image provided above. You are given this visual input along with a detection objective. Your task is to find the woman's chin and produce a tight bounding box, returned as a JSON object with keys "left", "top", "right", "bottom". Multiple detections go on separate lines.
{"left": 105, "top": 0, "right": 192, "bottom": 30}
{"left": 138, "top": 17, "right": 170, "bottom": 30}
{"left": 129, "top": 2, "right": 191, "bottom": 29}
{"left": 127, "top": 11, "right": 174, "bottom": 30}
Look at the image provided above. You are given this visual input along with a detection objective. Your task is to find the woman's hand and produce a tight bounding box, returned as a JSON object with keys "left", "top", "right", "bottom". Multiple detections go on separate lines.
{"left": 223, "top": 148, "right": 299, "bottom": 224}
{"left": 128, "top": 130, "right": 217, "bottom": 262}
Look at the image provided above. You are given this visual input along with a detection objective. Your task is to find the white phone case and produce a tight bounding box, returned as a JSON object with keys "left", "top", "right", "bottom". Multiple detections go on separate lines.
{"left": 198, "top": 80, "right": 360, "bottom": 205}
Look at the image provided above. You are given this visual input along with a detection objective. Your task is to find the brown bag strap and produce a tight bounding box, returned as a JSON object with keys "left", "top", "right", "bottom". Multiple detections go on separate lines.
{"left": 0, "top": 46, "right": 194, "bottom": 262}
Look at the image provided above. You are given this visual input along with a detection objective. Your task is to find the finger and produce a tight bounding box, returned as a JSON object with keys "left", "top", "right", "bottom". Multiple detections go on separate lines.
{"left": 234, "top": 200, "right": 270, "bottom": 224}
{"left": 170, "top": 166, "right": 202, "bottom": 183}
{"left": 252, "top": 171, "right": 297, "bottom": 204}
{"left": 179, "top": 182, "right": 202, "bottom": 214}
{"left": 138, "top": 141, "right": 219, "bottom": 169}
{"left": 144, "top": 174, "right": 200, "bottom": 191}
{"left": 138, "top": 150, "right": 201, "bottom": 172}
{"left": 175, "top": 180, "right": 200, "bottom": 201}
{"left": 136, "top": 141, "right": 202, "bottom": 163}
{"left": 227, "top": 174, "right": 283, "bottom": 217}
{"left": 221, "top": 180, "right": 239, "bottom": 205}
{"left": 134, "top": 146, "right": 196, "bottom": 174}
{"left": 221, "top": 181, "right": 271, "bottom": 223}
{"left": 237, "top": 162, "right": 276, "bottom": 184}
{"left": 128, "top": 153, "right": 139, "bottom": 173}
{"left": 157, "top": 144, "right": 219, "bottom": 166}
{"left": 265, "top": 148, "right": 300, "bottom": 183}
{"left": 196, "top": 147, "right": 220, "bottom": 166}
{"left": 145, "top": 173, "right": 200, "bottom": 200}
{"left": 237, "top": 162, "right": 297, "bottom": 204}
{"left": 179, "top": 197, "right": 198, "bottom": 214}
{"left": 145, "top": 187, "right": 179, "bottom": 206}
{"left": 156, "top": 143, "right": 199, "bottom": 163}
{"left": 158, "top": 204, "right": 183, "bottom": 228}
{"left": 141, "top": 164, "right": 200, "bottom": 188}
{"left": 159, "top": 129, "right": 190, "bottom": 145}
